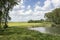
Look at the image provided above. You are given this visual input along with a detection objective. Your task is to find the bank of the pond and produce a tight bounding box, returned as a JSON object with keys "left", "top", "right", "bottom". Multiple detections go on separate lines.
{"left": 0, "top": 27, "right": 60, "bottom": 40}
{"left": 29, "top": 27, "right": 60, "bottom": 35}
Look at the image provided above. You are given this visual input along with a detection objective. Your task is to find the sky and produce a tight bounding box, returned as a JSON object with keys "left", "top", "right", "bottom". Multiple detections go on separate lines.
{"left": 9, "top": 0, "right": 60, "bottom": 22}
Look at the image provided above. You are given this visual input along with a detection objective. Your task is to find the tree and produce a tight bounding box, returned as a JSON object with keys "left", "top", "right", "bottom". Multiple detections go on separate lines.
{"left": 0, "top": 0, "right": 19, "bottom": 29}
{"left": 0, "top": 11, "right": 3, "bottom": 28}
{"left": 28, "top": 19, "right": 44, "bottom": 23}
{"left": 45, "top": 8, "right": 60, "bottom": 26}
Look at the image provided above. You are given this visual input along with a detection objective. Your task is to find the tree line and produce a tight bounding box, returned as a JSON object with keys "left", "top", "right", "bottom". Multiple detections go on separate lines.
{"left": 28, "top": 19, "right": 44, "bottom": 23}
{"left": 28, "top": 8, "right": 60, "bottom": 26}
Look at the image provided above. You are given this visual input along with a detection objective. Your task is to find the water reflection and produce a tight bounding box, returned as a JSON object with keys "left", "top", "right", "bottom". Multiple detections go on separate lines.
{"left": 29, "top": 27, "right": 60, "bottom": 35}
{"left": 29, "top": 27, "right": 48, "bottom": 33}
{"left": 46, "top": 27, "right": 60, "bottom": 34}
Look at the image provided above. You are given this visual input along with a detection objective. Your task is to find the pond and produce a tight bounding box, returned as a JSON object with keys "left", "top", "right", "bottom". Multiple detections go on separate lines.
{"left": 28, "top": 27, "right": 60, "bottom": 35}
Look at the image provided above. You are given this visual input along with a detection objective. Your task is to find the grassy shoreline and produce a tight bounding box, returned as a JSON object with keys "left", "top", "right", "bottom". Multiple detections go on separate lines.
{"left": 0, "top": 27, "right": 60, "bottom": 40}
{"left": 0, "top": 22, "right": 59, "bottom": 40}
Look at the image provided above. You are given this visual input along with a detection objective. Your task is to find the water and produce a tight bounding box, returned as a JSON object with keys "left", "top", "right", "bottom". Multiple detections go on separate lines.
{"left": 29, "top": 27, "right": 60, "bottom": 35}
{"left": 29, "top": 27, "right": 48, "bottom": 33}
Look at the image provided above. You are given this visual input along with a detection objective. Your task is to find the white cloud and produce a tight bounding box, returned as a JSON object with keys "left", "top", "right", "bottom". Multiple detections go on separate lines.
{"left": 9, "top": 0, "right": 60, "bottom": 22}
{"left": 20, "top": 0, "right": 24, "bottom": 4}
{"left": 34, "top": 5, "right": 42, "bottom": 11}
{"left": 27, "top": 5, "right": 31, "bottom": 9}
{"left": 25, "top": 9, "right": 32, "bottom": 14}
{"left": 51, "top": 0, "right": 60, "bottom": 8}
{"left": 43, "top": 0, "right": 52, "bottom": 10}
{"left": 13, "top": 0, "right": 25, "bottom": 10}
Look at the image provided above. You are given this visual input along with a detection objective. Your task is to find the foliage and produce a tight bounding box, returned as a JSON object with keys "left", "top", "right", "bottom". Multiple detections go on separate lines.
{"left": 28, "top": 19, "right": 44, "bottom": 23}
{"left": 45, "top": 8, "right": 60, "bottom": 25}
{"left": 0, "top": 0, "right": 19, "bottom": 29}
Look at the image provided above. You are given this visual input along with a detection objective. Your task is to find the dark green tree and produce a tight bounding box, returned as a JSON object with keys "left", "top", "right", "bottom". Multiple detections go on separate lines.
{"left": 45, "top": 8, "right": 60, "bottom": 26}
{"left": 0, "top": 0, "right": 19, "bottom": 29}
{"left": 0, "top": 11, "right": 3, "bottom": 28}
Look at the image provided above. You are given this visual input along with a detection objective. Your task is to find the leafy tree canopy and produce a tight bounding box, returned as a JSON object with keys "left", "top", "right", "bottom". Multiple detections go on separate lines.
{"left": 0, "top": 0, "right": 20, "bottom": 29}
{"left": 45, "top": 8, "right": 60, "bottom": 24}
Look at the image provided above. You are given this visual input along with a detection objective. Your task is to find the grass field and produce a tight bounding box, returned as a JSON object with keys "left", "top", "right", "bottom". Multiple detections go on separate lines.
{"left": 0, "top": 27, "right": 60, "bottom": 40}
{"left": 8, "top": 22, "right": 51, "bottom": 27}
{"left": 0, "top": 22, "right": 60, "bottom": 40}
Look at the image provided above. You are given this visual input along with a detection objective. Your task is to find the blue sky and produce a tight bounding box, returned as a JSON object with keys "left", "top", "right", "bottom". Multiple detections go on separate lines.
{"left": 24, "top": 0, "right": 46, "bottom": 7}
{"left": 9, "top": 0, "right": 60, "bottom": 22}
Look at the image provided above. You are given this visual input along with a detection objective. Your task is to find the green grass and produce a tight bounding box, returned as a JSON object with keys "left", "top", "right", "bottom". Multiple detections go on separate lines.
{"left": 0, "top": 22, "right": 56, "bottom": 40}
{"left": 0, "top": 27, "right": 60, "bottom": 40}
{"left": 8, "top": 22, "right": 51, "bottom": 27}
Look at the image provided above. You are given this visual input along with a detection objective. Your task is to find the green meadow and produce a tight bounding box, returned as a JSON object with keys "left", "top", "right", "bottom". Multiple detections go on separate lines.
{"left": 0, "top": 22, "right": 60, "bottom": 40}
{"left": 8, "top": 22, "right": 51, "bottom": 27}
{"left": 0, "top": 27, "right": 60, "bottom": 40}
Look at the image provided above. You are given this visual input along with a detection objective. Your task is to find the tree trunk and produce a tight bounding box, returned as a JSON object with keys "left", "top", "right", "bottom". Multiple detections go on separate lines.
{"left": 0, "top": 18, "right": 2, "bottom": 29}
{"left": 4, "top": 8, "right": 8, "bottom": 29}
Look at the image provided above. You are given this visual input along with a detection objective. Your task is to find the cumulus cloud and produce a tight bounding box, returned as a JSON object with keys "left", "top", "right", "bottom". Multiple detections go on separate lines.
{"left": 51, "top": 0, "right": 60, "bottom": 8}
{"left": 27, "top": 5, "right": 31, "bottom": 9}
{"left": 9, "top": 0, "right": 60, "bottom": 22}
